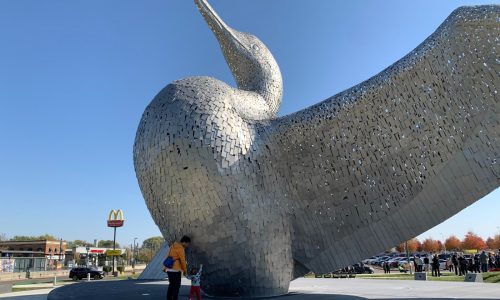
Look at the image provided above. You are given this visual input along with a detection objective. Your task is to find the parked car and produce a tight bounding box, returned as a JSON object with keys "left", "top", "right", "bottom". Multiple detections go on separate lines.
{"left": 69, "top": 267, "right": 104, "bottom": 280}
{"left": 332, "top": 267, "right": 355, "bottom": 274}
{"left": 439, "top": 253, "right": 451, "bottom": 260}
{"left": 398, "top": 257, "right": 414, "bottom": 267}
{"left": 352, "top": 263, "right": 375, "bottom": 274}
{"left": 439, "top": 259, "right": 447, "bottom": 270}
{"left": 388, "top": 257, "right": 407, "bottom": 267}
{"left": 362, "top": 256, "right": 379, "bottom": 265}
{"left": 375, "top": 256, "right": 391, "bottom": 266}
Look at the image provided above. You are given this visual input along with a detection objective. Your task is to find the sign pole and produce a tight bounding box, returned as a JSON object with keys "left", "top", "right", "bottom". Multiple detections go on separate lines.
{"left": 113, "top": 227, "right": 117, "bottom": 276}
{"left": 107, "top": 209, "right": 124, "bottom": 277}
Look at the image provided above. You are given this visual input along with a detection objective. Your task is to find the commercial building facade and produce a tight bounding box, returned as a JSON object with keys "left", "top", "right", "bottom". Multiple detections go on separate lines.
{"left": 0, "top": 240, "right": 66, "bottom": 272}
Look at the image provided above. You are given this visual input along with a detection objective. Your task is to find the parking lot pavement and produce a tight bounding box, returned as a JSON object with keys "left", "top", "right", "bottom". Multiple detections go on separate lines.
{"left": 290, "top": 278, "right": 500, "bottom": 299}
{"left": 47, "top": 278, "right": 500, "bottom": 300}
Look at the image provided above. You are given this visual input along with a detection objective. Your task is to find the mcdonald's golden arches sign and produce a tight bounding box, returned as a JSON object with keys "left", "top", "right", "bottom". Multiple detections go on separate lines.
{"left": 107, "top": 209, "right": 124, "bottom": 227}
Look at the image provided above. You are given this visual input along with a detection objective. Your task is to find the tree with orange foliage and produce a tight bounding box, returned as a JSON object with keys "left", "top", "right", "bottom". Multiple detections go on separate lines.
{"left": 409, "top": 239, "right": 422, "bottom": 252}
{"left": 486, "top": 234, "right": 500, "bottom": 250}
{"left": 437, "top": 241, "right": 444, "bottom": 251}
{"left": 486, "top": 237, "right": 495, "bottom": 250}
{"left": 445, "top": 235, "right": 461, "bottom": 251}
{"left": 461, "top": 231, "right": 487, "bottom": 250}
{"left": 421, "top": 238, "right": 441, "bottom": 252}
{"left": 396, "top": 238, "right": 421, "bottom": 252}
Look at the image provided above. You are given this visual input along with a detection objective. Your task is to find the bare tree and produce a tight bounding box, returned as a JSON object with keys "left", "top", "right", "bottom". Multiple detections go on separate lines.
{"left": 0, "top": 233, "right": 7, "bottom": 242}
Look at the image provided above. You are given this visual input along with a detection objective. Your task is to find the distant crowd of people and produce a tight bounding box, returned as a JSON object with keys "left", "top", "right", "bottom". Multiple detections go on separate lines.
{"left": 412, "top": 254, "right": 442, "bottom": 276}
{"left": 382, "top": 250, "right": 500, "bottom": 277}
{"left": 448, "top": 251, "right": 499, "bottom": 276}
{"left": 417, "top": 250, "right": 500, "bottom": 277}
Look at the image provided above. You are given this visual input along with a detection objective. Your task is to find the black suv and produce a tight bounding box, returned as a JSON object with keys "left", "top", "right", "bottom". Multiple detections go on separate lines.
{"left": 352, "top": 263, "right": 375, "bottom": 274}
{"left": 69, "top": 267, "right": 105, "bottom": 280}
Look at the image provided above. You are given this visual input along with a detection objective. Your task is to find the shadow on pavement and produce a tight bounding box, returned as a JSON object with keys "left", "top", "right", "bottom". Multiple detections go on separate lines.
{"left": 48, "top": 280, "right": 365, "bottom": 300}
{"left": 206, "top": 292, "right": 367, "bottom": 300}
{"left": 47, "top": 280, "right": 497, "bottom": 300}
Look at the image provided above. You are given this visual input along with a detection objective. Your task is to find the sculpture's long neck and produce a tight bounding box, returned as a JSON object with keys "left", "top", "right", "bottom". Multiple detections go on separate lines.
{"left": 194, "top": 0, "right": 283, "bottom": 115}
{"left": 234, "top": 64, "right": 283, "bottom": 116}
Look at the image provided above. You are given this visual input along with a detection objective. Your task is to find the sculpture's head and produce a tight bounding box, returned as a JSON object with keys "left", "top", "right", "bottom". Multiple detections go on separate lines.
{"left": 195, "top": 0, "right": 282, "bottom": 115}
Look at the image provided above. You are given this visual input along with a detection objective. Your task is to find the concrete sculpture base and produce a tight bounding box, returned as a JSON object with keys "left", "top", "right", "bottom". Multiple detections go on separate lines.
{"left": 134, "top": 2, "right": 499, "bottom": 297}
{"left": 414, "top": 273, "right": 427, "bottom": 281}
{"left": 464, "top": 273, "right": 483, "bottom": 283}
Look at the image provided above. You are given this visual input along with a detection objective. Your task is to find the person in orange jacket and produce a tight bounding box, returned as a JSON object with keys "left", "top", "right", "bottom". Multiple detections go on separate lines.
{"left": 164, "top": 236, "right": 191, "bottom": 300}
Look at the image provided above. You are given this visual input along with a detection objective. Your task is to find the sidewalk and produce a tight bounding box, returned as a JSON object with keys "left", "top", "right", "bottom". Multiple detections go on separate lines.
{"left": 0, "top": 288, "right": 53, "bottom": 300}
{"left": 0, "top": 271, "right": 69, "bottom": 282}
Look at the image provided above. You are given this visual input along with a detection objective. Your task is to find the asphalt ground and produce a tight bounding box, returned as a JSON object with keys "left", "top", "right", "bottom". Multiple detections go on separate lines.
{"left": 47, "top": 278, "right": 500, "bottom": 300}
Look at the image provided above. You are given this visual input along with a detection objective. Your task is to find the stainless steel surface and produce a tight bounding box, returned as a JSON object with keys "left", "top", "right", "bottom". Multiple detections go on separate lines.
{"left": 134, "top": 2, "right": 499, "bottom": 297}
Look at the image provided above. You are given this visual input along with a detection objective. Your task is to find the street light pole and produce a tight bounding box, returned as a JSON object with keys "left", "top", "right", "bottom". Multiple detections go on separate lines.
{"left": 440, "top": 233, "right": 446, "bottom": 253}
{"left": 405, "top": 241, "right": 412, "bottom": 275}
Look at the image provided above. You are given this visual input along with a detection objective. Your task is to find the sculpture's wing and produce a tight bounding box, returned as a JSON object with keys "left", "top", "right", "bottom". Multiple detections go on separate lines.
{"left": 264, "top": 6, "right": 499, "bottom": 275}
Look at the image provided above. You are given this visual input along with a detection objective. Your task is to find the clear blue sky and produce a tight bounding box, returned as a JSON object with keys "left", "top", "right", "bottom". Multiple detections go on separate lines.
{"left": 0, "top": 0, "right": 498, "bottom": 247}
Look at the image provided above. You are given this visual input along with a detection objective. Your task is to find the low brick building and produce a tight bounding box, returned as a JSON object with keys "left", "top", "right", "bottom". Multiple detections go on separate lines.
{"left": 0, "top": 240, "right": 67, "bottom": 272}
{"left": 0, "top": 240, "right": 66, "bottom": 259}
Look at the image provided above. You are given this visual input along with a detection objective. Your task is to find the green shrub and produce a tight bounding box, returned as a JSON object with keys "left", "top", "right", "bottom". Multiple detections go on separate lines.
{"left": 117, "top": 266, "right": 125, "bottom": 274}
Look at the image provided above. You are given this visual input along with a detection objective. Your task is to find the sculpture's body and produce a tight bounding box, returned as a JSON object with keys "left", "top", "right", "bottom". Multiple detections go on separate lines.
{"left": 134, "top": 1, "right": 499, "bottom": 297}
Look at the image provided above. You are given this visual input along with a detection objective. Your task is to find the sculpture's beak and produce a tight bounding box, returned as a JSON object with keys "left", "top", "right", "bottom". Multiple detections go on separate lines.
{"left": 195, "top": 0, "right": 243, "bottom": 47}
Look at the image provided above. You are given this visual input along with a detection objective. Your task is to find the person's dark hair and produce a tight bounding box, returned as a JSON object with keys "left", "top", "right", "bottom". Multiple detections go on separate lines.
{"left": 190, "top": 267, "right": 198, "bottom": 275}
{"left": 180, "top": 236, "right": 191, "bottom": 243}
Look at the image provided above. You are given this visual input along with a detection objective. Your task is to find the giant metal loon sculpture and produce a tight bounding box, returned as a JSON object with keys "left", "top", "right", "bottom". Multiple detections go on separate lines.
{"left": 134, "top": 1, "right": 499, "bottom": 297}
